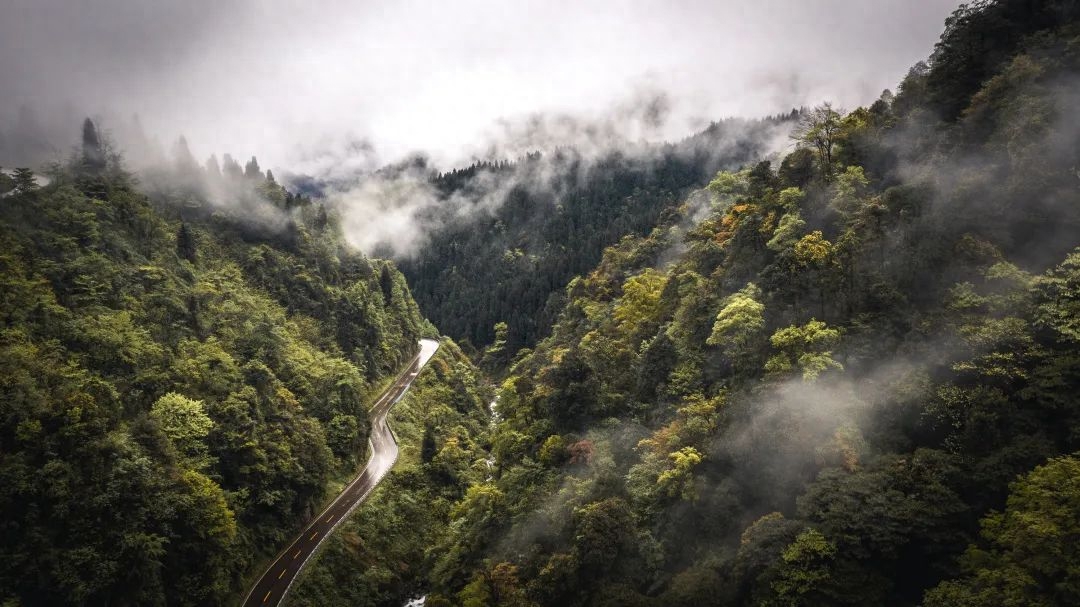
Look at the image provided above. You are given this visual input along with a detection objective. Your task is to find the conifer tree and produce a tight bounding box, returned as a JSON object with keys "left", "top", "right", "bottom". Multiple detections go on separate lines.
{"left": 173, "top": 136, "right": 198, "bottom": 173}
{"left": 222, "top": 153, "right": 243, "bottom": 179}
{"left": 81, "top": 117, "right": 106, "bottom": 173}
{"left": 421, "top": 426, "right": 438, "bottom": 463}
{"left": 12, "top": 168, "right": 36, "bottom": 194}
{"left": 244, "top": 156, "right": 262, "bottom": 180}
{"left": 177, "top": 223, "right": 197, "bottom": 262}
{"left": 205, "top": 154, "right": 221, "bottom": 178}
{"left": 0, "top": 168, "right": 14, "bottom": 195}
{"left": 380, "top": 265, "right": 395, "bottom": 302}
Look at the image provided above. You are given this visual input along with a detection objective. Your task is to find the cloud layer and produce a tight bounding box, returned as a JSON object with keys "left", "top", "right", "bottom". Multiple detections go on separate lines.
{"left": 1, "top": 0, "right": 961, "bottom": 171}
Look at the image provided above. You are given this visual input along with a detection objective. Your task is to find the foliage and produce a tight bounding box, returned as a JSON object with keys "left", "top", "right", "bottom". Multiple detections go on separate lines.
{"left": 0, "top": 143, "right": 431, "bottom": 605}
{"left": 408, "top": 8, "right": 1080, "bottom": 606}
{"left": 6, "top": 4, "right": 1080, "bottom": 605}
{"left": 925, "top": 454, "right": 1080, "bottom": 607}
{"left": 399, "top": 116, "right": 800, "bottom": 354}
{"left": 791, "top": 104, "right": 843, "bottom": 178}
{"left": 765, "top": 319, "right": 842, "bottom": 381}
{"left": 290, "top": 342, "right": 492, "bottom": 607}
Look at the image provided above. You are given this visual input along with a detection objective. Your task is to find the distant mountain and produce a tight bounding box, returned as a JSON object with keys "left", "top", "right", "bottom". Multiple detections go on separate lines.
{"left": 398, "top": 115, "right": 799, "bottom": 356}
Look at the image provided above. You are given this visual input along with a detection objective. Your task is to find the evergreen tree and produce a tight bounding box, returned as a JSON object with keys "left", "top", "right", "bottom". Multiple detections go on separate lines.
{"left": 173, "top": 136, "right": 198, "bottom": 173}
{"left": 0, "top": 168, "right": 14, "bottom": 195}
{"left": 421, "top": 425, "right": 438, "bottom": 464}
{"left": 222, "top": 153, "right": 243, "bottom": 179}
{"left": 244, "top": 156, "right": 262, "bottom": 180}
{"left": 205, "top": 154, "right": 221, "bottom": 178}
{"left": 12, "top": 168, "right": 36, "bottom": 194}
{"left": 81, "top": 117, "right": 106, "bottom": 173}
{"left": 177, "top": 223, "right": 197, "bottom": 262}
{"left": 380, "top": 264, "right": 395, "bottom": 302}
{"left": 315, "top": 205, "right": 329, "bottom": 230}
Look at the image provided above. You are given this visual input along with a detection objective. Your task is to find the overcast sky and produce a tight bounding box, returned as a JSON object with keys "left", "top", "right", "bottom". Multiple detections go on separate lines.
{"left": 1, "top": 0, "right": 961, "bottom": 172}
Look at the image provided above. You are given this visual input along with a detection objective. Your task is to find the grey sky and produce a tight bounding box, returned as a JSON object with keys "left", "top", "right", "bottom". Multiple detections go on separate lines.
{"left": 1, "top": 0, "right": 961, "bottom": 171}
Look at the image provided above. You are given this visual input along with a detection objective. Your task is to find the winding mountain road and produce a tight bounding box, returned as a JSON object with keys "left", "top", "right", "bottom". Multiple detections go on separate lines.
{"left": 241, "top": 339, "right": 440, "bottom": 607}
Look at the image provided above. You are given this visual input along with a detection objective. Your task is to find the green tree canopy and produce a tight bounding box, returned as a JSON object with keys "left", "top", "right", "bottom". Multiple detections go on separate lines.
{"left": 925, "top": 454, "right": 1080, "bottom": 607}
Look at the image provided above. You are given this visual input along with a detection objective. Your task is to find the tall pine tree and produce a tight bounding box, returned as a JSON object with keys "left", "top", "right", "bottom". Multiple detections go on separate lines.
{"left": 81, "top": 118, "right": 106, "bottom": 173}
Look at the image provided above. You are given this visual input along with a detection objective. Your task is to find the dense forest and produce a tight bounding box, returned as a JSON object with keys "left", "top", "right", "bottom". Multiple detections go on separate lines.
{"left": 398, "top": 115, "right": 798, "bottom": 356}
{"left": 393, "top": 2, "right": 1080, "bottom": 605}
{"left": 290, "top": 341, "right": 492, "bottom": 606}
{"left": 3, "top": 1, "right": 1080, "bottom": 606}
{"left": 0, "top": 126, "right": 438, "bottom": 605}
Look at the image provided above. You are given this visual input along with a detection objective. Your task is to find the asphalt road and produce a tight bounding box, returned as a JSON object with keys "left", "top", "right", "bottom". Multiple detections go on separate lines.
{"left": 241, "top": 339, "right": 440, "bottom": 607}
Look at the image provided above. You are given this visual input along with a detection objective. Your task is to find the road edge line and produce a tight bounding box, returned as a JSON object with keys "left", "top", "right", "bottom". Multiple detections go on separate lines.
{"left": 240, "top": 340, "right": 437, "bottom": 607}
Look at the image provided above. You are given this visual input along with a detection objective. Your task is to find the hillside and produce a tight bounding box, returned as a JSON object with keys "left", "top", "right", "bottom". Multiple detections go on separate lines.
{"left": 410, "top": 4, "right": 1080, "bottom": 606}
{"left": 0, "top": 138, "right": 435, "bottom": 605}
{"left": 398, "top": 116, "right": 797, "bottom": 355}
{"left": 3, "top": 2, "right": 1080, "bottom": 606}
{"left": 289, "top": 340, "right": 493, "bottom": 606}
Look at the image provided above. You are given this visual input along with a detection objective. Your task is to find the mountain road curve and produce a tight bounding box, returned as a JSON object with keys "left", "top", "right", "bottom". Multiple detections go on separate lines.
{"left": 241, "top": 338, "right": 440, "bottom": 607}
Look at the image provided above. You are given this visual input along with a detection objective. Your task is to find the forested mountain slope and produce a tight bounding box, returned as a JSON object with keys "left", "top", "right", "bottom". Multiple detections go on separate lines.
{"left": 4, "top": 2, "right": 1080, "bottom": 607}
{"left": 398, "top": 116, "right": 797, "bottom": 355}
{"left": 0, "top": 134, "right": 434, "bottom": 605}
{"left": 290, "top": 340, "right": 493, "bottom": 606}
{"left": 412, "top": 4, "right": 1080, "bottom": 606}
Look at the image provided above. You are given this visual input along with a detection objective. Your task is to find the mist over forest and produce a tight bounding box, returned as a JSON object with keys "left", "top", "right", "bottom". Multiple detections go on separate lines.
{"left": 3, "top": 2, "right": 1080, "bottom": 607}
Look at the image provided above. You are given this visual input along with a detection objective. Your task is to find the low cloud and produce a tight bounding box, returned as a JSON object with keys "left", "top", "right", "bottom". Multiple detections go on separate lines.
{"left": 312, "top": 100, "right": 796, "bottom": 259}
{"left": 1, "top": 0, "right": 961, "bottom": 172}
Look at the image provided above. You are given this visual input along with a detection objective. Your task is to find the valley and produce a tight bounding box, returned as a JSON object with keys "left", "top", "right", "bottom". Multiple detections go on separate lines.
{"left": 2, "top": 2, "right": 1080, "bottom": 606}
